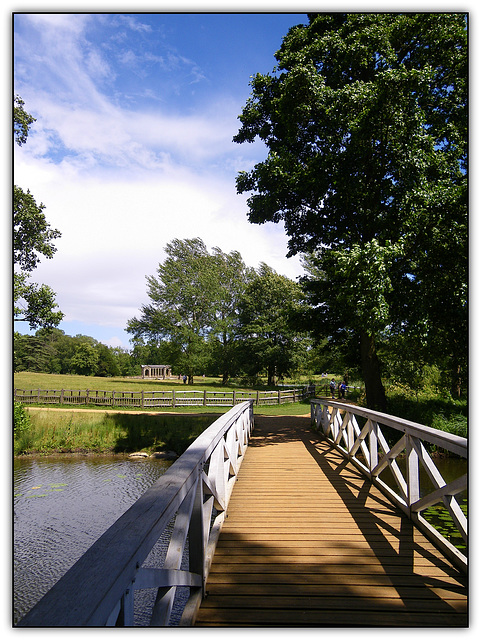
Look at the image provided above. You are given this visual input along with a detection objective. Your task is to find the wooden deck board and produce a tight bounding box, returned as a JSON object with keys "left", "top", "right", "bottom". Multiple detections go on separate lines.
{"left": 194, "top": 415, "right": 467, "bottom": 627}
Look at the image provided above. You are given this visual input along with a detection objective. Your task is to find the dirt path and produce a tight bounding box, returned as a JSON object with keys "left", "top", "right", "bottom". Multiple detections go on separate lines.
{"left": 26, "top": 407, "right": 312, "bottom": 418}
{"left": 25, "top": 407, "right": 212, "bottom": 416}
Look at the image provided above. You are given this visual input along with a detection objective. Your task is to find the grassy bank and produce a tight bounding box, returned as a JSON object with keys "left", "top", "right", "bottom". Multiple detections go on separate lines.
{"left": 385, "top": 388, "right": 467, "bottom": 439}
{"left": 14, "top": 408, "right": 217, "bottom": 456}
{"left": 14, "top": 399, "right": 313, "bottom": 456}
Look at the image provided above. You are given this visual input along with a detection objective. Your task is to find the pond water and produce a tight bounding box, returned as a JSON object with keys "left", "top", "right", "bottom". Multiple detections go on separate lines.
{"left": 13, "top": 455, "right": 172, "bottom": 625}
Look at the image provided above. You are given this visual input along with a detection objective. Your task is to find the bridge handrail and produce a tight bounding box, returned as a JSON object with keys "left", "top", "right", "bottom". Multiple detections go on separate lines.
{"left": 310, "top": 398, "right": 467, "bottom": 572}
{"left": 18, "top": 401, "right": 254, "bottom": 627}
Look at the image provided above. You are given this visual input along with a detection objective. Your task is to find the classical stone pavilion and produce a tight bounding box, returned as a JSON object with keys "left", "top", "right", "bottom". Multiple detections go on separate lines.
{"left": 141, "top": 364, "right": 172, "bottom": 379}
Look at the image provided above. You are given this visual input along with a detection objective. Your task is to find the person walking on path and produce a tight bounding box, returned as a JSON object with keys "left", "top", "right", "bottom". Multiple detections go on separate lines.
{"left": 329, "top": 378, "right": 336, "bottom": 399}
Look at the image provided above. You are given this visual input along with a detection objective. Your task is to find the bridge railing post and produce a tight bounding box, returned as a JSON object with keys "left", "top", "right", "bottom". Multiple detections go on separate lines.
{"left": 188, "top": 470, "right": 207, "bottom": 595}
{"left": 406, "top": 435, "right": 420, "bottom": 515}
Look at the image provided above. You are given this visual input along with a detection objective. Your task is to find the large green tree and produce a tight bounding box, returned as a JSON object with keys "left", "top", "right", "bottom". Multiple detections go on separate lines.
{"left": 234, "top": 13, "right": 467, "bottom": 408}
{"left": 238, "top": 263, "right": 309, "bottom": 385}
{"left": 208, "top": 247, "right": 254, "bottom": 383}
{"left": 126, "top": 238, "right": 251, "bottom": 383}
{"left": 14, "top": 95, "right": 63, "bottom": 329}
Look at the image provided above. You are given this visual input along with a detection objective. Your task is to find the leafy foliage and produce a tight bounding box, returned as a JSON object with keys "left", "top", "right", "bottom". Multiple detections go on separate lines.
{"left": 238, "top": 263, "right": 310, "bottom": 384}
{"left": 127, "top": 238, "right": 254, "bottom": 382}
{"left": 234, "top": 13, "right": 467, "bottom": 407}
{"left": 14, "top": 95, "right": 35, "bottom": 146}
{"left": 13, "top": 186, "right": 61, "bottom": 272}
{"left": 14, "top": 96, "right": 63, "bottom": 329}
{"left": 14, "top": 273, "right": 64, "bottom": 330}
{"left": 14, "top": 402, "right": 31, "bottom": 439}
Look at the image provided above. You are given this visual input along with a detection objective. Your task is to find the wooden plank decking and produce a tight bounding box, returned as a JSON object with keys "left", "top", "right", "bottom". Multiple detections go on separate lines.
{"left": 195, "top": 415, "right": 468, "bottom": 627}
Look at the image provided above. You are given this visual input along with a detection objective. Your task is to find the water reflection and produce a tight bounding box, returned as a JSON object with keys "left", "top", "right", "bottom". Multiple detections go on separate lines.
{"left": 13, "top": 455, "right": 171, "bottom": 625}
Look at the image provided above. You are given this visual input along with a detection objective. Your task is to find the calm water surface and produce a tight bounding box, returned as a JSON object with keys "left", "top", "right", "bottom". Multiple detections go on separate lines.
{"left": 13, "top": 455, "right": 172, "bottom": 625}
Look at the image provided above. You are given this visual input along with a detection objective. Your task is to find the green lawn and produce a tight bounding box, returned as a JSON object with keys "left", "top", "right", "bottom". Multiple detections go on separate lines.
{"left": 14, "top": 371, "right": 325, "bottom": 393}
{"left": 13, "top": 371, "right": 313, "bottom": 455}
{"left": 14, "top": 371, "right": 241, "bottom": 393}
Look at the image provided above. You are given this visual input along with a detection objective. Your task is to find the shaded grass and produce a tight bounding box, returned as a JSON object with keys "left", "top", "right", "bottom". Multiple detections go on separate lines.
{"left": 386, "top": 392, "right": 467, "bottom": 438}
{"left": 15, "top": 398, "right": 313, "bottom": 456}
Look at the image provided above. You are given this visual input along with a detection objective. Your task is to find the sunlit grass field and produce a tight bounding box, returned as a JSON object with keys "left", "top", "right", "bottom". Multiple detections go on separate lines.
{"left": 14, "top": 371, "right": 243, "bottom": 393}
{"left": 13, "top": 371, "right": 321, "bottom": 417}
{"left": 14, "top": 371, "right": 326, "bottom": 393}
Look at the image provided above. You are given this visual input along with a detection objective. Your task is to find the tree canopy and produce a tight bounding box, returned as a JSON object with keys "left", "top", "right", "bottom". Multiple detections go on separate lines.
{"left": 234, "top": 13, "right": 467, "bottom": 408}
{"left": 238, "top": 263, "right": 308, "bottom": 385}
{"left": 14, "top": 95, "right": 64, "bottom": 329}
{"left": 126, "top": 238, "right": 254, "bottom": 383}
{"left": 126, "top": 238, "right": 311, "bottom": 384}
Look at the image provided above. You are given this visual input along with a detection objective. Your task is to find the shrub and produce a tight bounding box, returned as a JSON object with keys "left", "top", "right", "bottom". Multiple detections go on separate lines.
{"left": 13, "top": 402, "right": 31, "bottom": 438}
{"left": 431, "top": 412, "right": 467, "bottom": 438}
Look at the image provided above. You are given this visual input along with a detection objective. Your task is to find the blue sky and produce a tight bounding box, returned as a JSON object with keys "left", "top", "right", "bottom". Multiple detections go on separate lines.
{"left": 13, "top": 11, "right": 309, "bottom": 349}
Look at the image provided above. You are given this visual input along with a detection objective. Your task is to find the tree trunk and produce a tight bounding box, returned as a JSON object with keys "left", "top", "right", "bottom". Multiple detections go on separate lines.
{"left": 451, "top": 362, "right": 462, "bottom": 398}
{"left": 450, "top": 338, "right": 464, "bottom": 398}
{"left": 267, "top": 365, "right": 276, "bottom": 386}
{"left": 360, "top": 330, "right": 387, "bottom": 412}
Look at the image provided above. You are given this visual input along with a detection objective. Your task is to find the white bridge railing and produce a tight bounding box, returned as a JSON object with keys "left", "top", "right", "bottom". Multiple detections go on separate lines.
{"left": 311, "top": 399, "right": 467, "bottom": 572}
{"left": 18, "top": 401, "right": 254, "bottom": 627}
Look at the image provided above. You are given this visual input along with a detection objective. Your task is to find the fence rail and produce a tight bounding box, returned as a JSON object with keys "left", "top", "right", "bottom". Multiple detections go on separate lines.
{"left": 14, "top": 386, "right": 315, "bottom": 408}
{"left": 310, "top": 398, "right": 467, "bottom": 572}
{"left": 18, "top": 401, "right": 254, "bottom": 627}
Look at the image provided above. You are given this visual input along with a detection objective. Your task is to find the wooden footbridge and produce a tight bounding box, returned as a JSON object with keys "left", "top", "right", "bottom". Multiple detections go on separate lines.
{"left": 18, "top": 399, "right": 467, "bottom": 628}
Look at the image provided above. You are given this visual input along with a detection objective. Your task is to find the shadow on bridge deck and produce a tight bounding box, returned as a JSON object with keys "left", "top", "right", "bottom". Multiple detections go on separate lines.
{"left": 195, "top": 415, "right": 467, "bottom": 627}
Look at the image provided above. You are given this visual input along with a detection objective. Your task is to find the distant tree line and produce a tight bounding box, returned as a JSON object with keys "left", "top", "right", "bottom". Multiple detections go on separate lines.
{"left": 14, "top": 330, "right": 137, "bottom": 378}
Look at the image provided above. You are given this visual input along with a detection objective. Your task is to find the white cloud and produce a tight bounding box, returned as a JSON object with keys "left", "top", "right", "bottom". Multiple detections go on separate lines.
{"left": 13, "top": 11, "right": 304, "bottom": 346}
{"left": 20, "top": 91, "right": 244, "bottom": 173}
{"left": 26, "top": 13, "right": 91, "bottom": 34}
{"left": 116, "top": 15, "right": 153, "bottom": 34}
{"left": 15, "top": 147, "right": 303, "bottom": 333}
